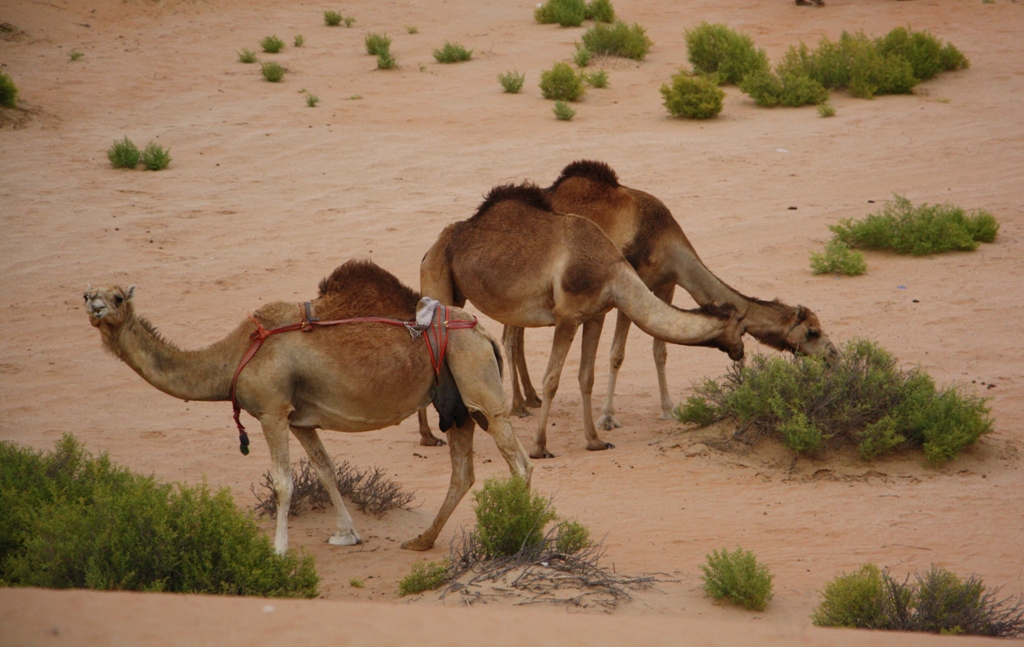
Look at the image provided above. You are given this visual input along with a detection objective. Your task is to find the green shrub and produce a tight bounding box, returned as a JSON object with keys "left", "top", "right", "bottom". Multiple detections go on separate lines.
{"left": 584, "top": 69, "right": 608, "bottom": 88}
{"left": 323, "top": 10, "right": 343, "bottom": 26}
{"left": 69, "top": 50, "right": 84, "bottom": 61}
{"left": 260, "top": 35, "right": 285, "bottom": 53}
{"left": 107, "top": 137, "right": 140, "bottom": 169}
{"left": 293, "top": 34, "right": 304, "bottom": 47}
{"left": 534, "top": 0, "right": 586, "bottom": 27}
{"left": 584, "top": 0, "right": 615, "bottom": 23}
{"left": 433, "top": 41, "right": 472, "bottom": 63}
{"left": 539, "top": 62, "right": 585, "bottom": 101}
{"left": 553, "top": 100, "right": 577, "bottom": 120}
{"left": 140, "top": 142, "right": 171, "bottom": 171}
{"left": 238, "top": 48, "right": 258, "bottom": 64}
{"left": 684, "top": 22, "right": 769, "bottom": 85}
{"left": 305, "top": 93, "right": 320, "bottom": 107}
{"left": 0, "top": 435, "right": 318, "bottom": 597}
{"left": 701, "top": 547, "right": 774, "bottom": 611}
{"left": 675, "top": 339, "right": 992, "bottom": 464}
{"left": 376, "top": 49, "right": 397, "bottom": 69}
{"left": 472, "top": 477, "right": 557, "bottom": 559}
{"left": 581, "top": 21, "right": 651, "bottom": 60}
{"left": 660, "top": 72, "right": 724, "bottom": 119}
{"left": 406, "top": 25, "right": 418, "bottom": 34}
{"left": 498, "top": 70, "right": 525, "bottom": 93}
{"left": 398, "top": 559, "right": 450, "bottom": 595}
{"left": 810, "top": 240, "right": 866, "bottom": 276}
{"left": 261, "top": 61, "right": 285, "bottom": 82}
{"left": 939, "top": 43, "right": 969, "bottom": 71}
{"left": 812, "top": 564, "right": 891, "bottom": 629}
{"left": 343, "top": 16, "right": 355, "bottom": 27}
{"left": 739, "top": 69, "right": 829, "bottom": 107}
{"left": 0, "top": 71, "right": 19, "bottom": 109}
{"left": 573, "top": 46, "right": 592, "bottom": 67}
{"left": 365, "top": 32, "right": 391, "bottom": 56}
{"left": 829, "top": 194, "right": 999, "bottom": 256}
{"left": 554, "top": 520, "right": 591, "bottom": 554}
{"left": 817, "top": 102, "right": 836, "bottom": 117}
{"left": 349, "top": 577, "right": 364, "bottom": 588}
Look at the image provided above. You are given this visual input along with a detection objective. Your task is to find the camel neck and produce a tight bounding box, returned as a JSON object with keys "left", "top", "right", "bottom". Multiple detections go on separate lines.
{"left": 610, "top": 264, "right": 727, "bottom": 344}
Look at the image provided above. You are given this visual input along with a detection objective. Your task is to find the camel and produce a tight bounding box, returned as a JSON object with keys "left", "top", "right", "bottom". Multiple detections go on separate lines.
{"left": 418, "top": 183, "right": 745, "bottom": 459}
{"left": 504, "top": 160, "right": 839, "bottom": 431}
{"left": 84, "top": 259, "right": 532, "bottom": 555}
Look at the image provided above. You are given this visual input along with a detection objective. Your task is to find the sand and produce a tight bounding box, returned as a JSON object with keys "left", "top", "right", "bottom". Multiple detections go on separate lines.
{"left": 1, "top": 0, "right": 1022, "bottom": 644}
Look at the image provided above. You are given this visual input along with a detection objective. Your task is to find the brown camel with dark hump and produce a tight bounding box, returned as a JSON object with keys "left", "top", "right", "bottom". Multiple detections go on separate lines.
{"left": 418, "top": 183, "right": 745, "bottom": 458}
{"left": 507, "top": 160, "right": 839, "bottom": 430}
{"left": 85, "top": 259, "right": 531, "bottom": 554}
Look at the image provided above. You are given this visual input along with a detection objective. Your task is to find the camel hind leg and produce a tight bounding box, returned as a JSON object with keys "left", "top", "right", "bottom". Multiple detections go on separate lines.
{"left": 291, "top": 427, "right": 361, "bottom": 547}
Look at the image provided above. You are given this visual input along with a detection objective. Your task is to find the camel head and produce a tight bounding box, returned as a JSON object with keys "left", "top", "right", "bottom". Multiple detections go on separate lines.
{"left": 84, "top": 284, "right": 136, "bottom": 329}
{"left": 783, "top": 305, "right": 838, "bottom": 359}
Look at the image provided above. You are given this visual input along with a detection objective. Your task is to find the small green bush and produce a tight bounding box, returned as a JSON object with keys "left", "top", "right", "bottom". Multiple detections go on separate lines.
{"left": 365, "top": 32, "right": 391, "bottom": 56}
{"left": 261, "top": 61, "right": 285, "bottom": 82}
{"left": 323, "top": 10, "right": 343, "bottom": 26}
{"left": 399, "top": 559, "right": 450, "bottom": 595}
{"left": 0, "top": 71, "right": 19, "bottom": 109}
{"left": 433, "top": 41, "right": 472, "bottom": 63}
{"left": 343, "top": 16, "right": 355, "bottom": 27}
{"left": 69, "top": 50, "right": 84, "bottom": 61}
{"left": 534, "top": 0, "right": 586, "bottom": 27}
{"left": 573, "top": 46, "right": 592, "bottom": 67}
{"left": 141, "top": 142, "right": 171, "bottom": 171}
{"left": 584, "top": 69, "right": 608, "bottom": 88}
{"left": 238, "top": 48, "right": 258, "bottom": 64}
{"left": 685, "top": 22, "right": 769, "bottom": 85}
{"left": 553, "top": 100, "right": 577, "bottom": 120}
{"left": 376, "top": 49, "right": 397, "bottom": 69}
{"left": 498, "top": 70, "right": 526, "bottom": 93}
{"left": 584, "top": 0, "right": 615, "bottom": 23}
{"left": 260, "top": 35, "right": 285, "bottom": 54}
{"left": 293, "top": 34, "right": 304, "bottom": 47}
{"left": 472, "top": 477, "right": 557, "bottom": 559}
{"left": 810, "top": 240, "right": 866, "bottom": 276}
{"left": 305, "top": 93, "right": 320, "bottom": 107}
{"left": 830, "top": 195, "right": 999, "bottom": 256}
{"left": 740, "top": 69, "right": 829, "bottom": 107}
{"left": 701, "top": 547, "right": 774, "bottom": 611}
{"left": 581, "top": 21, "right": 652, "bottom": 60}
{"left": 349, "top": 577, "right": 364, "bottom": 588}
{"left": 939, "top": 43, "right": 970, "bottom": 71}
{"left": 554, "top": 520, "right": 591, "bottom": 554}
{"left": 660, "top": 72, "right": 724, "bottom": 119}
{"left": 812, "top": 564, "right": 891, "bottom": 629}
{"left": 406, "top": 25, "right": 418, "bottom": 34}
{"left": 540, "top": 62, "right": 585, "bottom": 101}
{"left": 817, "top": 102, "right": 836, "bottom": 117}
{"left": 107, "top": 137, "right": 140, "bottom": 169}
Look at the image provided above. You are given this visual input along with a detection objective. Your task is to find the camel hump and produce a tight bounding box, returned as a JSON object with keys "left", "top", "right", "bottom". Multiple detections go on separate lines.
{"left": 549, "top": 159, "right": 620, "bottom": 190}
{"left": 471, "top": 182, "right": 552, "bottom": 220}
{"left": 316, "top": 259, "right": 420, "bottom": 318}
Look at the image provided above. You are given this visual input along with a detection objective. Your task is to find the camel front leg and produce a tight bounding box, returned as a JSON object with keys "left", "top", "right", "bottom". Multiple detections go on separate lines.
{"left": 652, "top": 284, "right": 677, "bottom": 419}
{"left": 514, "top": 326, "right": 542, "bottom": 408}
{"left": 579, "top": 316, "right": 613, "bottom": 451}
{"left": 291, "top": 427, "right": 361, "bottom": 547}
{"left": 259, "top": 414, "right": 294, "bottom": 555}
{"left": 402, "top": 422, "right": 476, "bottom": 551}
{"left": 417, "top": 408, "right": 446, "bottom": 447}
{"left": 531, "top": 320, "right": 578, "bottom": 459}
{"left": 597, "top": 309, "right": 632, "bottom": 431}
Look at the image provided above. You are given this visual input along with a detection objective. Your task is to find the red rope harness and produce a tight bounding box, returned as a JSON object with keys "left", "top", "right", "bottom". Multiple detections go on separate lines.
{"left": 230, "top": 302, "right": 476, "bottom": 455}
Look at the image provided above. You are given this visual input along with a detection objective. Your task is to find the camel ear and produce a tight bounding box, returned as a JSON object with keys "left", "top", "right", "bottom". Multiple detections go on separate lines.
{"left": 796, "top": 304, "right": 807, "bottom": 321}
{"left": 126, "top": 285, "right": 136, "bottom": 300}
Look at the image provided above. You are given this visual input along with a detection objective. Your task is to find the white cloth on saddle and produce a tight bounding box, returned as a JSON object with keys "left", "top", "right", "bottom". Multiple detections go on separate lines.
{"left": 409, "top": 297, "right": 441, "bottom": 338}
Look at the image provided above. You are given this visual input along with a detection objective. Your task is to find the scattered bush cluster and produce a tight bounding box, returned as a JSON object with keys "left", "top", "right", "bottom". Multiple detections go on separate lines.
{"left": 660, "top": 72, "right": 724, "bottom": 119}
{"left": 535, "top": 0, "right": 615, "bottom": 27}
{"left": 323, "top": 10, "right": 354, "bottom": 27}
{"left": 809, "top": 240, "right": 867, "bottom": 276}
{"left": 581, "top": 21, "right": 652, "bottom": 60}
{"left": 676, "top": 339, "right": 992, "bottom": 464}
{"left": 0, "top": 71, "right": 19, "bottom": 108}
{"left": 701, "top": 547, "right": 775, "bottom": 611}
{"left": 540, "top": 62, "right": 586, "bottom": 101}
{"left": 433, "top": 41, "right": 473, "bottom": 64}
{"left": 814, "top": 564, "right": 1024, "bottom": 637}
{"left": 0, "top": 436, "right": 318, "bottom": 597}
{"left": 107, "top": 137, "right": 171, "bottom": 171}
{"left": 364, "top": 32, "right": 397, "bottom": 69}
{"left": 685, "top": 22, "right": 769, "bottom": 85}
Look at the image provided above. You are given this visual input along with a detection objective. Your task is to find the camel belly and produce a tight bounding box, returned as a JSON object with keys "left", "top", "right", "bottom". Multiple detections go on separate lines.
{"left": 289, "top": 396, "right": 427, "bottom": 432}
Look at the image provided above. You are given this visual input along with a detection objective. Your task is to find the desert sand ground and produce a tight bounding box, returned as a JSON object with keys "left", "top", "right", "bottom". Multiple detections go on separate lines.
{"left": 2, "top": 0, "right": 1023, "bottom": 644}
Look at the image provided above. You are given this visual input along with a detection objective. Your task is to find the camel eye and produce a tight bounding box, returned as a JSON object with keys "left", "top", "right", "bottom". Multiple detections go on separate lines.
{"left": 114, "top": 294, "right": 124, "bottom": 305}
{"left": 807, "top": 328, "right": 820, "bottom": 339}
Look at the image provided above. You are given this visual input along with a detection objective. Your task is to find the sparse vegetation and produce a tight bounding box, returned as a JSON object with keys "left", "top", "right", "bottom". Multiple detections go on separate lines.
{"left": 584, "top": 0, "right": 615, "bottom": 23}
{"left": 472, "top": 477, "right": 557, "bottom": 559}
{"left": 584, "top": 69, "right": 608, "bottom": 88}
{"left": 675, "top": 338, "right": 993, "bottom": 464}
{"left": 813, "top": 564, "right": 1024, "bottom": 637}
{"left": 399, "top": 559, "right": 450, "bottom": 595}
{"left": 323, "top": 10, "right": 343, "bottom": 26}
{"left": 376, "top": 49, "right": 397, "bottom": 70}
{"left": 534, "top": 0, "right": 586, "bottom": 27}
{"left": 238, "top": 48, "right": 258, "bottom": 64}
{"left": 539, "top": 62, "right": 586, "bottom": 101}
{"left": 0, "top": 435, "right": 319, "bottom": 597}
{"left": 344, "top": 16, "right": 355, "bottom": 27}
{"left": 554, "top": 520, "right": 591, "bottom": 555}
{"left": 260, "top": 35, "right": 285, "bottom": 54}
{"left": 433, "top": 41, "right": 473, "bottom": 63}
{"left": 581, "top": 20, "right": 652, "bottom": 60}
{"left": 293, "top": 34, "right": 304, "bottom": 47}
{"left": 406, "top": 25, "right": 419, "bottom": 34}
{"left": 107, "top": 136, "right": 140, "bottom": 169}
{"left": 660, "top": 72, "right": 724, "bottom": 119}
{"left": 69, "top": 50, "right": 84, "bottom": 61}
{"left": 0, "top": 71, "right": 19, "bottom": 108}
{"left": 685, "top": 22, "right": 769, "bottom": 85}
{"left": 305, "top": 93, "right": 320, "bottom": 107}
{"left": 573, "top": 46, "right": 592, "bottom": 67}
{"left": 140, "top": 142, "right": 171, "bottom": 171}
{"left": 739, "top": 69, "right": 829, "bottom": 107}
{"left": 349, "top": 577, "right": 365, "bottom": 588}
{"left": 810, "top": 240, "right": 866, "bottom": 276}
{"left": 828, "top": 195, "right": 999, "bottom": 256}
{"left": 553, "top": 100, "right": 577, "bottom": 120}
{"left": 817, "top": 102, "right": 836, "bottom": 117}
{"left": 261, "top": 61, "right": 285, "bottom": 82}
{"left": 701, "top": 547, "right": 775, "bottom": 611}
{"left": 498, "top": 70, "right": 526, "bottom": 93}
{"left": 364, "top": 32, "right": 391, "bottom": 56}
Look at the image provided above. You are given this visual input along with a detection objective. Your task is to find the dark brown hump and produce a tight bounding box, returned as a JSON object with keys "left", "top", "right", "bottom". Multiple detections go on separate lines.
{"left": 316, "top": 259, "right": 420, "bottom": 318}
{"left": 548, "top": 159, "right": 620, "bottom": 190}
{"left": 470, "top": 182, "right": 552, "bottom": 220}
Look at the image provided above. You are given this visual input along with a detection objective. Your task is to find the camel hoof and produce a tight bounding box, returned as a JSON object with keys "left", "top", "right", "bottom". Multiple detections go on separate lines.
{"left": 511, "top": 406, "right": 531, "bottom": 418}
{"left": 596, "top": 414, "right": 621, "bottom": 431}
{"left": 660, "top": 411, "right": 676, "bottom": 422}
{"left": 587, "top": 441, "right": 615, "bottom": 451}
{"left": 401, "top": 536, "right": 434, "bottom": 551}
{"left": 328, "top": 530, "right": 362, "bottom": 546}
{"left": 525, "top": 396, "right": 543, "bottom": 408}
{"left": 530, "top": 449, "right": 556, "bottom": 459}
{"left": 420, "top": 435, "right": 446, "bottom": 447}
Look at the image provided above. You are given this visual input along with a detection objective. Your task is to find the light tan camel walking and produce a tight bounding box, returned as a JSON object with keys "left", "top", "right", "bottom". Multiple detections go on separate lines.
{"left": 85, "top": 259, "right": 532, "bottom": 554}
{"left": 418, "top": 183, "right": 745, "bottom": 458}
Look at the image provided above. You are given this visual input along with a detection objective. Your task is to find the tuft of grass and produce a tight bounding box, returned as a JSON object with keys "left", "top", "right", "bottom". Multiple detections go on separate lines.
{"left": 539, "top": 62, "right": 585, "bottom": 101}
{"left": 376, "top": 49, "right": 397, "bottom": 70}
{"left": 349, "top": 577, "right": 365, "bottom": 588}
{"left": 660, "top": 72, "right": 724, "bottom": 119}
{"left": 260, "top": 35, "right": 285, "bottom": 54}
{"left": 364, "top": 32, "right": 391, "bottom": 56}
{"left": 584, "top": 0, "right": 615, "bottom": 23}
{"left": 817, "top": 102, "right": 836, "bottom": 117}
{"left": 406, "top": 25, "right": 418, "bottom": 34}
{"left": 498, "top": 70, "right": 526, "bottom": 93}
{"left": 0, "top": 70, "right": 18, "bottom": 108}
{"left": 675, "top": 338, "right": 993, "bottom": 464}
{"left": 739, "top": 69, "right": 829, "bottom": 107}
{"left": 238, "top": 48, "right": 258, "bottom": 64}
{"left": 810, "top": 240, "right": 866, "bottom": 276}
{"left": 140, "top": 142, "right": 171, "bottom": 171}
{"left": 344, "top": 16, "right": 355, "bottom": 27}
{"left": 433, "top": 41, "right": 472, "bottom": 63}
{"left": 829, "top": 194, "right": 999, "bottom": 256}
{"left": 701, "top": 547, "right": 774, "bottom": 611}
{"left": 584, "top": 69, "right": 609, "bottom": 88}
{"left": 399, "top": 560, "right": 450, "bottom": 595}
{"left": 323, "top": 10, "right": 343, "bottom": 26}
{"left": 553, "top": 100, "right": 577, "bottom": 120}
{"left": 554, "top": 520, "right": 591, "bottom": 554}
{"left": 261, "top": 61, "right": 285, "bottom": 82}
{"left": 0, "top": 435, "right": 319, "bottom": 597}
{"left": 107, "top": 136, "right": 140, "bottom": 169}
{"left": 573, "top": 46, "right": 592, "bottom": 67}
{"left": 814, "top": 564, "right": 1024, "bottom": 637}
{"left": 472, "top": 477, "right": 557, "bottom": 559}
{"left": 305, "top": 93, "right": 320, "bottom": 107}
{"left": 69, "top": 50, "right": 84, "bottom": 61}
{"left": 685, "top": 22, "right": 769, "bottom": 85}
{"left": 293, "top": 34, "right": 304, "bottom": 47}
{"left": 534, "top": 0, "right": 586, "bottom": 27}
{"left": 581, "top": 20, "right": 652, "bottom": 60}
